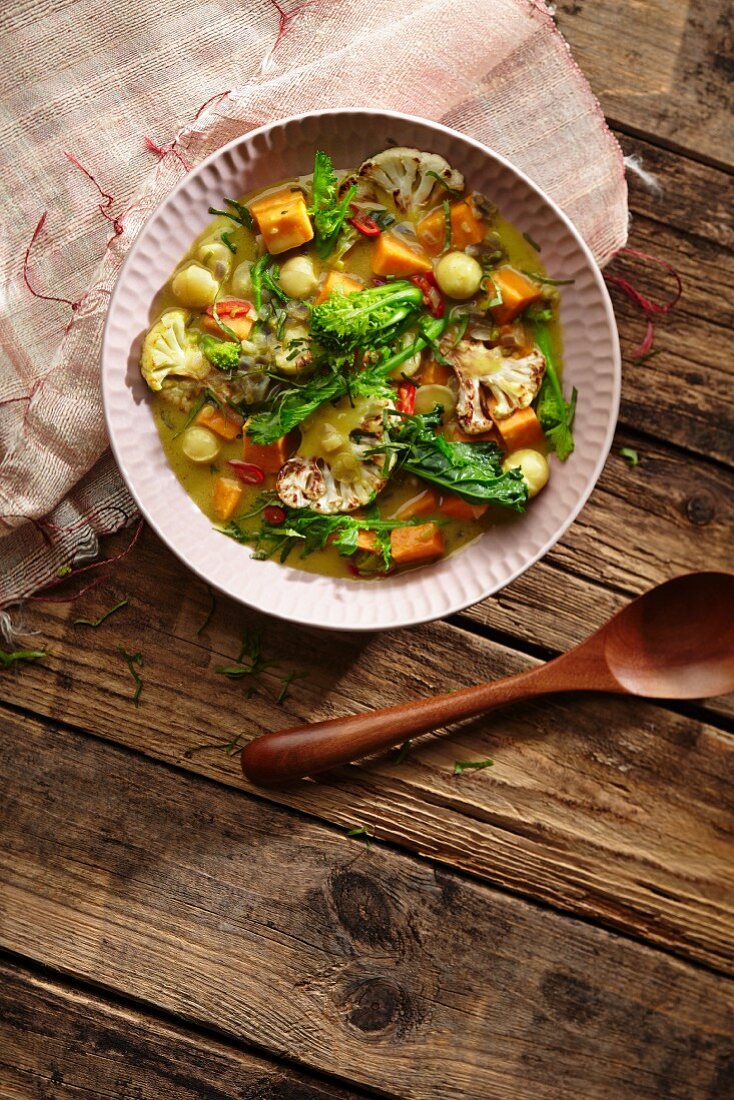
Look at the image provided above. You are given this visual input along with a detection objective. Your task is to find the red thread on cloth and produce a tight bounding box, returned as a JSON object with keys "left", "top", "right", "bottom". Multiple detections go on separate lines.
{"left": 23, "top": 213, "right": 82, "bottom": 312}
{"left": 144, "top": 134, "right": 192, "bottom": 171}
{"left": 604, "top": 246, "right": 682, "bottom": 357}
{"left": 64, "top": 151, "right": 124, "bottom": 236}
{"left": 28, "top": 517, "right": 144, "bottom": 601}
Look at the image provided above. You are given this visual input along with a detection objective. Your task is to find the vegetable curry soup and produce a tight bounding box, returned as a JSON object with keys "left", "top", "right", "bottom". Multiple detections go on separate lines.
{"left": 142, "top": 147, "right": 576, "bottom": 579}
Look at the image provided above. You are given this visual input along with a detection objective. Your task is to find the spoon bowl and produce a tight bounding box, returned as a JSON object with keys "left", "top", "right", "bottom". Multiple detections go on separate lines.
{"left": 602, "top": 572, "right": 734, "bottom": 698}
{"left": 242, "top": 572, "right": 734, "bottom": 787}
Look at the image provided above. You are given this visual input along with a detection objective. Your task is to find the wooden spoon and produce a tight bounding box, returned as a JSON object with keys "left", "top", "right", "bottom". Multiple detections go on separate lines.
{"left": 241, "top": 572, "right": 734, "bottom": 787}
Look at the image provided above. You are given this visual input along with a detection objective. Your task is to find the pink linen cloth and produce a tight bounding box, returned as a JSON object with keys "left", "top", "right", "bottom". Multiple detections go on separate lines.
{"left": 0, "top": 0, "right": 627, "bottom": 611}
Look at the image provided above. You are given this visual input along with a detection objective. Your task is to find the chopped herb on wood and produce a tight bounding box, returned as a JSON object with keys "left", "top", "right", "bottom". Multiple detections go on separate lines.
{"left": 394, "top": 740, "right": 412, "bottom": 765}
{"left": 0, "top": 648, "right": 47, "bottom": 669}
{"left": 215, "top": 626, "right": 303, "bottom": 703}
{"left": 197, "top": 586, "right": 216, "bottom": 636}
{"left": 184, "top": 732, "right": 245, "bottom": 759}
{"left": 346, "top": 825, "right": 374, "bottom": 848}
{"left": 453, "top": 758, "right": 494, "bottom": 775}
{"left": 74, "top": 599, "right": 128, "bottom": 628}
{"left": 57, "top": 564, "right": 72, "bottom": 578}
{"left": 620, "top": 447, "right": 640, "bottom": 467}
{"left": 117, "top": 645, "right": 143, "bottom": 706}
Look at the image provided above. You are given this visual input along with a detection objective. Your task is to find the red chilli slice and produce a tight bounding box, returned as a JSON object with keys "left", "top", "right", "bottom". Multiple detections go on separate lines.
{"left": 396, "top": 381, "right": 416, "bottom": 415}
{"left": 348, "top": 204, "right": 381, "bottom": 237}
{"left": 227, "top": 460, "right": 265, "bottom": 485}
{"left": 410, "top": 273, "right": 444, "bottom": 318}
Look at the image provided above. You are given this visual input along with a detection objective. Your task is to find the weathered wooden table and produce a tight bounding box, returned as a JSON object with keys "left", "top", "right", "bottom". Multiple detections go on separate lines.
{"left": 2, "top": 6, "right": 733, "bottom": 1098}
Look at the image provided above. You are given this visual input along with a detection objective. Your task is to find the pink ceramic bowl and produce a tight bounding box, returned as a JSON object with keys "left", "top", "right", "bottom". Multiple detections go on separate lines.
{"left": 102, "top": 108, "right": 620, "bottom": 631}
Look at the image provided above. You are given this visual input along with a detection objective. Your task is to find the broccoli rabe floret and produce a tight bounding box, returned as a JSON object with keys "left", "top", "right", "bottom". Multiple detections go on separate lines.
{"left": 309, "top": 280, "right": 423, "bottom": 353}
{"left": 200, "top": 334, "right": 240, "bottom": 372}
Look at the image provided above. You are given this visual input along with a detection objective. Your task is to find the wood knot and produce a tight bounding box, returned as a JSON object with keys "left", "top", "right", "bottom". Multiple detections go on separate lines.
{"left": 342, "top": 976, "right": 415, "bottom": 1036}
{"left": 685, "top": 492, "right": 715, "bottom": 526}
{"left": 331, "top": 870, "right": 397, "bottom": 948}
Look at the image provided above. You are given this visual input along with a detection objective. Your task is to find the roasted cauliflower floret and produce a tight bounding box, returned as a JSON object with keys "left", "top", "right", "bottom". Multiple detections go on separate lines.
{"left": 276, "top": 395, "right": 395, "bottom": 514}
{"left": 449, "top": 340, "right": 545, "bottom": 432}
{"left": 358, "top": 148, "right": 464, "bottom": 216}
{"left": 140, "top": 310, "right": 208, "bottom": 392}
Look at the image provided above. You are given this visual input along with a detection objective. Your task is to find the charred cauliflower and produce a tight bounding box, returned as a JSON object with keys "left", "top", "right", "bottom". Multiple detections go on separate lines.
{"left": 449, "top": 340, "right": 545, "bottom": 432}
{"left": 357, "top": 147, "right": 464, "bottom": 216}
{"left": 276, "top": 395, "right": 395, "bottom": 514}
{"left": 140, "top": 310, "right": 208, "bottom": 392}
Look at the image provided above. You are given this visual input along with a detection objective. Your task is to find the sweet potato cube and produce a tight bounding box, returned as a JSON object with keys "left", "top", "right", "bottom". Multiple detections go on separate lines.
{"left": 390, "top": 523, "right": 445, "bottom": 565}
{"left": 195, "top": 403, "right": 243, "bottom": 442}
{"left": 392, "top": 488, "right": 439, "bottom": 520}
{"left": 200, "top": 313, "right": 253, "bottom": 341}
{"left": 212, "top": 476, "right": 244, "bottom": 522}
{"left": 419, "top": 360, "right": 453, "bottom": 386}
{"left": 371, "top": 233, "right": 433, "bottom": 277}
{"left": 439, "top": 493, "right": 488, "bottom": 521}
{"left": 416, "top": 201, "right": 485, "bottom": 256}
{"left": 242, "top": 428, "right": 292, "bottom": 473}
{"left": 252, "top": 191, "right": 314, "bottom": 255}
{"left": 489, "top": 267, "right": 543, "bottom": 325}
{"left": 493, "top": 407, "right": 546, "bottom": 452}
{"left": 356, "top": 530, "right": 381, "bottom": 553}
{"left": 249, "top": 188, "right": 302, "bottom": 219}
{"left": 314, "top": 271, "right": 363, "bottom": 306}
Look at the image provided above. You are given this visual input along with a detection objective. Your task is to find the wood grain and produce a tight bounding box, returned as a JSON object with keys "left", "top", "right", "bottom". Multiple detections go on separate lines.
{"left": 557, "top": 0, "right": 734, "bottom": 168}
{"left": 2, "top": 712, "right": 733, "bottom": 1100}
{"left": 0, "top": 961, "right": 370, "bottom": 1100}
{"left": 5, "top": 524, "right": 734, "bottom": 973}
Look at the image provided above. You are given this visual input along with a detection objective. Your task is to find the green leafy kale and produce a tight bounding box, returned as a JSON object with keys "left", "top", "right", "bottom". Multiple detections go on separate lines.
{"left": 532, "top": 321, "right": 577, "bottom": 461}
{"left": 309, "top": 151, "right": 357, "bottom": 259}
{"left": 381, "top": 408, "right": 528, "bottom": 509}
{"left": 245, "top": 316, "right": 448, "bottom": 445}
{"left": 201, "top": 334, "right": 240, "bottom": 372}
{"left": 310, "top": 280, "right": 424, "bottom": 353}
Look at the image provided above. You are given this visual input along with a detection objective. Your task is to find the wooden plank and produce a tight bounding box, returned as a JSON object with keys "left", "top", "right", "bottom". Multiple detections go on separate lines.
{"left": 2, "top": 712, "right": 733, "bottom": 1100}
{"left": 4, "top": 525, "right": 734, "bottom": 974}
{"left": 0, "top": 961, "right": 370, "bottom": 1100}
{"left": 556, "top": 0, "right": 734, "bottom": 169}
{"left": 598, "top": 133, "right": 733, "bottom": 467}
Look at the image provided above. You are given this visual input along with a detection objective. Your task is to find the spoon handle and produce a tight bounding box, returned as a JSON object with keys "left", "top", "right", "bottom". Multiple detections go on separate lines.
{"left": 242, "top": 660, "right": 579, "bottom": 787}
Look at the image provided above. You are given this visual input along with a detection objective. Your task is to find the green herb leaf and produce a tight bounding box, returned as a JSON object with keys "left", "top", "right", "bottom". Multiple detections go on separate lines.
{"left": 57, "top": 564, "right": 72, "bottom": 577}
{"left": 221, "top": 231, "right": 237, "bottom": 254}
{"left": 208, "top": 198, "right": 253, "bottom": 230}
{"left": 521, "top": 270, "right": 575, "bottom": 286}
{"left": 442, "top": 198, "right": 452, "bottom": 253}
{"left": 0, "top": 648, "right": 47, "bottom": 669}
{"left": 620, "top": 446, "right": 640, "bottom": 467}
{"left": 631, "top": 349, "right": 661, "bottom": 364}
{"left": 426, "top": 169, "right": 463, "bottom": 197}
{"left": 522, "top": 231, "right": 542, "bottom": 252}
{"left": 74, "top": 599, "right": 128, "bottom": 628}
{"left": 117, "top": 646, "right": 143, "bottom": 706}
{"left": 309, "top": 151, "right": 357, "bottom": 259}
{"left": 532, "top": 322, "right": 576, "bottom": 461}
{"left": 453, "top": 758, "right": 494, "bottom": 775}
{"left": 346, "top": 825, "right": 373, "bottom": 848}
{"left": 394, "top": 740, "right": 412, "bottom": 765}
{"left": 184, "top": 732, "right": 245, "bottom": 758}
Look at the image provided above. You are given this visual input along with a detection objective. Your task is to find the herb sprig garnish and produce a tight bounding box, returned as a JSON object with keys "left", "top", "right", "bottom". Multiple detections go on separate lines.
{"left": 0, "top": 648, "right": 47, "bottom": 669}
{"left": 74, "top": 599, "right": 128, "bottom": 628}
{"left": 215, "top": 627, "right": 303, "bottom": 702}
{"left": 220, "top": 231, "right": 237, "bottom": 254}
{"left": 250, "top": 254, "right": 289, "bottom": 314}
{"left": 442, "top": 199, "right": 452, "bottom": 253}
{"left": 309, "top": 151, "right": 357, "bottom": 259}
{"left": 427, "top": 169, "right": 463, "bottom": 197}
{"left": 522, "top": 231, "right": 542, "bottom": 252}
{"left": 117, "top": 646, "right": 143, "bottom": 705}
{"left": 620, "top": 447, "right": 640, "bottom": 468}
{"left": 208, "top": 197, "right": 254, "bottom": 230}
{"left": 521, "top": 271, "right": 575, "bottom": 287}
{"left": 453, "top": 758, "right": 494, "bottom": 775}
